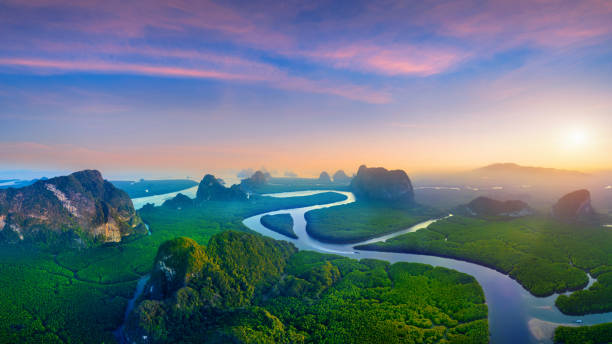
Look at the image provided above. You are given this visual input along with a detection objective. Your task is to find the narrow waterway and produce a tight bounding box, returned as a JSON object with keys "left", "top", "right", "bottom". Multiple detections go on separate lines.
{"left": 131, "top": 186, "right": 198, "bottom": 210}
{"left": 114, "top": 275, "right": 150, "bottom": 344}
{"left": 243, "top": 190, "right": 612, "bottom": 344}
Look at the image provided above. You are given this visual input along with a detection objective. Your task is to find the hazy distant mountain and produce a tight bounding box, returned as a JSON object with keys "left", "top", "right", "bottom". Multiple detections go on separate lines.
{"left": 332, "top": 170, "right": 351, "bottom": 183}
{"left": 239, "top": 170, "right": 269, "bottom": 191}
{"left": 318, "top": 171, "right": 332, "bottom": 183}
{"left": 0, "top": 170, "right": 146, "bottom": 245}
{"left": 476, "top": 163, "right": 587, "bottom": 177}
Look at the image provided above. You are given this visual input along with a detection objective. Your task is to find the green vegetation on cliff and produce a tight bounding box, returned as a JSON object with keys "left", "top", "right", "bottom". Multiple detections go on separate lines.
{"left": 305, "top": 202, "right": 439, "bottom": 243}
{"left": 359, "top": 215, "right": 612, "bottom": 314}
{"left": 260, "top": 214, "right": 296, "bottom": 239}
{"left": 126, "top": 231, "right": 489, "bottom": 344}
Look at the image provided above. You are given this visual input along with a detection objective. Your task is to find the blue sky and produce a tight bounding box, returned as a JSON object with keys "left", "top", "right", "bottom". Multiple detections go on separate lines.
{"left": 1, "top": 0, "right": 611, "bottom": 178}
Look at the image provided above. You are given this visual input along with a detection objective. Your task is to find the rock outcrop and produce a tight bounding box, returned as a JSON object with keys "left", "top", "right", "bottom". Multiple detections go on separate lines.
{"left": 162, "top": 193, "right": 194, "bottom": 209}
{"left": 332, "top": 170, "right": 351, "bottom": 184}
{"left": 196, "top": 174, "right": 247, "bottom": 201}
{"left": 0, "top": 170, "right": 145, "bottom": 244}
{"left": 239, "top": 170, "right": 268, "bottom": 191}
{"left": 350, "top": 165, "right": 414, "bottom": 204}
{"left": 318, "top": 171, "right": 331, "bottom": 183}
{"left": 458, "top": 196, "right": 532, "bottom": 218}
{"left": 145, "top": 237, "right": 208, "bottom": 300}
{"left": 553, "top": 189, "right": 596, "bottom": 222}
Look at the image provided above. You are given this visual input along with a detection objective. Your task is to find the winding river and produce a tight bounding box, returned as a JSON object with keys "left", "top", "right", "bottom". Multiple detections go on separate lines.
{"left": 243, "top": 190, "right": 612, "bottom": 344}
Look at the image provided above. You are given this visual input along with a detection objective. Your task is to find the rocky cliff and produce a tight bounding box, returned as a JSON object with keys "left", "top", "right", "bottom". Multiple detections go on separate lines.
{"left": 350, "top": 165, "right": 415, "bottom": 204}
{"left": 318, "top": 171, "right": 331, "bottom": 183}
{"left": 197, "top": 174, "right": 247, "bottom": 201}
{"left": 553, "top": 189, "right": 597, "bottom": 222}
{"left": 332, "top": 170, "right": 351, "bottom": 184}
{"left": 239, "top": 170, "right": 268, "bottom": 191}
{"left": 0, "top": 170, "right": 145, "bottom": 244}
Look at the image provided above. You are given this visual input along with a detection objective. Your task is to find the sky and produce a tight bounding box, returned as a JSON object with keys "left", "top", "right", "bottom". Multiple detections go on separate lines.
{"left": 1, "top": 0, "right": 611, "bottom": 179}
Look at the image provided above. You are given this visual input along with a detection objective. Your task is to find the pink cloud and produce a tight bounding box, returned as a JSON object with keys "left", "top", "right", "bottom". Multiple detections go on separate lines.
{"left": 0, "top": 58, "right": 256, "bottom": 81}
{"left": 296, "top": 43, "right": 468, "bottom": 76}
{"left": 0, "top": 57, "right": 390, "bottom": 104}
{"left": 423, "top": 0, "right": 612, "bottom": 49}
{"left": 0, "top": 0, "right": 293, "bottom": 50}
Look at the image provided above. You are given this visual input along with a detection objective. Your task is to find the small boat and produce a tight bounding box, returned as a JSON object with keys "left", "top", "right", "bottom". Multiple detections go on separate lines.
{"left": 575, "top": 319, "right": 583, "bottom": 324}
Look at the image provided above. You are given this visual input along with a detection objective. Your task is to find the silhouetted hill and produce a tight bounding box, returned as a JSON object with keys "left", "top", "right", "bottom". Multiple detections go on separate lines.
{"left": 553, "top": 189, "right": 597, "bottom": 222}
{"left": 239, "top": 170, "right": 269, "bottom": 191}
{"left": 318, "top": 171, "right": 331, "bottom": 183}
{"left": 332, "top": 170, "right": 351, "bottom": 183}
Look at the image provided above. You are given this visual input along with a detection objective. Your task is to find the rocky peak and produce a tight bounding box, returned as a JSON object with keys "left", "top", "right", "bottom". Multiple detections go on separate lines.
{"left": 332, "top": 170, "right": 351, "bottom": 183}
{"left": 350, "top": 165, "right": 414, "bottom": 204}
{"left": 0, "top": 169, "right": 145, "bottom": 245}
{"left": 318, "top": 171, "right": 331, "bottom": 183}
{"left": 553, "top": 189, "right": 596, "bottom": 222}
{"left": 239, "top": 170, "right": 269, "bottom": 191}
{"left": 197, "top": 174, "right": 247, "bottom": 201}
{"left": 146, "top": 237, "right": 209, "bottom": 300}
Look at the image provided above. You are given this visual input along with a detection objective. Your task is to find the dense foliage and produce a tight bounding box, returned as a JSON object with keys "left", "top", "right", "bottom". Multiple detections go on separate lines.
{"left": 260, "top": 213, "right": 296, "bottom": 238}
{"left": 554, "top": 322, "right": 612, "bottom": 344}
{"left": 126, "top": 231, "right": 489, "bottom": 344}
{"left": 111, "top": 179, "right": 197, "bottom": 198}
{"left": 0, "top": 245, "right": 135, "bottom": 343}
{"left": 305, "top": 201, "right": 439, "bottom": 243}
{"left": 359, "top": 215, "right": 612, "bottom": 311}
{"left": 0, "top": 192, "right": 346, "bottom": 343}
{"left": 556, "top": 272, "right": 612, "bottom": 315}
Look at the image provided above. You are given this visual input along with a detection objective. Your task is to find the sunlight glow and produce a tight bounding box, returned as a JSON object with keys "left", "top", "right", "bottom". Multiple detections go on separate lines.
{"left": 569, "top": 130, "right": 587, "bottom": 146}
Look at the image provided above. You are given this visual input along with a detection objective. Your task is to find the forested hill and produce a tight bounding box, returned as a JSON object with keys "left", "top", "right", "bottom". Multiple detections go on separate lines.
{"left": 125, "top": 231, "right": 489, "bottom": 344}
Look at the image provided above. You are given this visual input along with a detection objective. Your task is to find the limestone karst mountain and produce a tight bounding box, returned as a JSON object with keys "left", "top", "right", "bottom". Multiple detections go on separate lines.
{"left": 0, "top": 170, "right": 145, "bottom": 244}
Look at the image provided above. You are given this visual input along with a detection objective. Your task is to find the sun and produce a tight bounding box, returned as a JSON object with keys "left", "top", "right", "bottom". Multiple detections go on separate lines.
{"left": 569, "top": 130, "right": 587, "bottom": 146}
